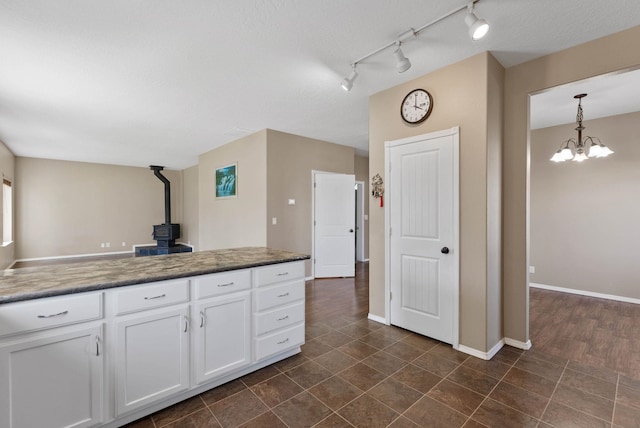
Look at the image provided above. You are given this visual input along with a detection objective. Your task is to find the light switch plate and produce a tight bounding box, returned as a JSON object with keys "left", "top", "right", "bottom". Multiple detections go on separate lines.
{"left": 272, "top": 217, "right": 277, "bottom": 225}
{"left": 288, "top": 199, "right": 295, "bottom": 205}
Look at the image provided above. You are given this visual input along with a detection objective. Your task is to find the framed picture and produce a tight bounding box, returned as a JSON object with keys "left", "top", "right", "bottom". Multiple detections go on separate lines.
{"left": 215, "top": 163, "right": 237, "bottom": 198}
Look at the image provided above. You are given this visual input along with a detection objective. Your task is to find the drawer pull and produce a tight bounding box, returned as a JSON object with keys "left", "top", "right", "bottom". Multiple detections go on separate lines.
{"left": 218, "top": 282, "right": 234, "bottom": 287}
{"left": 277, "top": 315, "right": 289, "bottom": 321}
{"left": 277, "top": 338, "right": 289, "bottom": 345}
{"left": 37, "top": 310, "right": 69, "bottom": 319}
{"left": 95, "top": 335, "right": 101, "bottom": 356}
{"left": 184, "top": 316, "right": 189, "bottom": 333}
{"left": 144, "top": 294, "right": 166, "bottom": 300}
{"left": 277, "top": 272, "right": 289, "bottom": 277}
{"left": 277, "top": 292, "right": 290, "bottom": 298}
{"left": 200, "top": 311, "right": 205, "bottom": 328}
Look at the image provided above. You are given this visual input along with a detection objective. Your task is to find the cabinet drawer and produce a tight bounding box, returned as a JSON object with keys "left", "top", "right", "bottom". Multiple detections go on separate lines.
{"left": 254, "top": 323, "right": 305, "bottom": 361}
{"left": 254, "top": 301, "right": 304, "bottom": 336}
{"left": 114, "top": 279, "right": 189, "bottom": 315}
{"left": 194, "top": 270, "right": 251, "bottom": 300}
{"left": 0, "top": 292, "right": 102, "bottom": 337}
{"left": 254, "top": 262, "right": 304, "bottom": 287}
{"left": 254, "top": 280, "right": 304, "bottom": 312}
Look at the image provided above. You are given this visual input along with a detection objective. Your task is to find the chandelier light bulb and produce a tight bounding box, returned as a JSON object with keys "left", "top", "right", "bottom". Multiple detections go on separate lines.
{"left": 588, "top": 144, "right": 602, "bottom": 157}
{"left": 560, "top": 147, "right": 574, "bottom": 160}
{"left": 598, "top": 145, "right": 614, "bottom": 157}
{"left": 573, "top": 149, "right": 588, "bottom": 162}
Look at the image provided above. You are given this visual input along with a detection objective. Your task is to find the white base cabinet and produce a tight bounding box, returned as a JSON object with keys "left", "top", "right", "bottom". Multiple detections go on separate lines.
{"left": 0, "top": 324, "right": 104, "bottom": 428}
{"left": 114, "top": 306, "right": 190, "bottom": 416}
{"left": 0, "top": 260, "right": 305, "bottom": 428}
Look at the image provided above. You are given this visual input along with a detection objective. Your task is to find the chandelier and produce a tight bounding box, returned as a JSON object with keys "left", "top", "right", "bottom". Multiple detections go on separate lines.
{"left": 550, "top": 93, "right": 614, "bottom": 162}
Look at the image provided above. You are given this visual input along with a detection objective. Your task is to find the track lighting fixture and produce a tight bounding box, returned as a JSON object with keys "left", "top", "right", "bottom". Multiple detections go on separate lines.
{"left": 340, "top": 0, "right": 490, "bottom": 91}
{"left": 465, "top": 2, "right": 490, "bottom": 41}
{"left": 341, "top": 66, "right": 358, "bottom": 92}
{"left": 393, "top": 42, "right": 411, "bottom": 73}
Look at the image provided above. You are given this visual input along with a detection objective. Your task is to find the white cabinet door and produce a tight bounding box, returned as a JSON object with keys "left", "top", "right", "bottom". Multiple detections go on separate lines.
{"left": 193, "top": 291, "right": 251, "bottom": 384}
{"left": 115, "top": 306, "right": 190, "bottom": 416}
{"left": 0, "top": 324, "right": 104, "bottom": 428}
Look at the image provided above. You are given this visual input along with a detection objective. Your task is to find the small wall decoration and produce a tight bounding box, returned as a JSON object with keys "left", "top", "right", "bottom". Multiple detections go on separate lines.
{"left": 215, "top": 163, "right": 237, "bottom": 198}
{"left": 371, "top": 173, "right": 384, "bottom": 207}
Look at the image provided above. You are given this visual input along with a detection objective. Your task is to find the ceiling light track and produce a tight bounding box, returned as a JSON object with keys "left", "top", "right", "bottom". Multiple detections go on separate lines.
{"left": 341, "top": 0, "right": 488, "bottom": 91}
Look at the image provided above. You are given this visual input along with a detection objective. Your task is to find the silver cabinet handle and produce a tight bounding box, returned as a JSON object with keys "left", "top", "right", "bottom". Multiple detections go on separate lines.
{"left": 217, "top": 282, "right": 234, "bottom": 287}
{"left": 277, "top": 292, "right": 290, "bottom": 298}
{"left": 37, "top": 310, "right": 69, "bottom": 319}
{"left": 200, "top": 311, "right": 205, "bottom": 328}
{"left": 277, "top": 315, "right": 289, "bottom": 321}
{"left": 95, "top": 335, "right": 100, "bottom": 356}
{"left": 277, "top": 338, "right": 289, "bottom": 345}
{"left": 184, "top": 316, "right": 189, "bottom": 333}
{"left": 144, "top": 294, "right": 166, "bottom": 300}
{"left": 277, "top": 272, "right": 289, "bottom": 277}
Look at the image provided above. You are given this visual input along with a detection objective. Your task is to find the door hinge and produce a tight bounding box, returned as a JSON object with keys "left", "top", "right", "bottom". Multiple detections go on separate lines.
{"left": 389, "top": 227, "right": 392, "bottom": 237}
{"left": 390, "top": 292, "right": 392, "bottom": 300}
{"left": 314, "top": 220, "right": 316, "bottom": 226}
{"left": 314, "top": 259, "right": 316, "bottom": 264}
{"left": 314, "top": 182, "right": 316, "bottom": 188}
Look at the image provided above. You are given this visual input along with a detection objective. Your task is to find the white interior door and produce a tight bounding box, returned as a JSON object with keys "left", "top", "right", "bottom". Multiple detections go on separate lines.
{"left": 387, "top": 129, "right": 458, "bottom": 345}
{"left": 314, "top": 173, "right": 355, "bottom": 277}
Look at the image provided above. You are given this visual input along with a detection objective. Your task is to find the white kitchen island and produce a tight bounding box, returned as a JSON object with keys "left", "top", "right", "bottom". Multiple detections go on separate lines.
{"left": 0, "top": 247, "right": 309, "bottom": 428}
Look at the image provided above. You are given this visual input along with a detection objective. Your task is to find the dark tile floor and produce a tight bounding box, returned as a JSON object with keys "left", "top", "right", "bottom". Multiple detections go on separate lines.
{"left": 124, "top": 263, "right": 640, "bottom": 427}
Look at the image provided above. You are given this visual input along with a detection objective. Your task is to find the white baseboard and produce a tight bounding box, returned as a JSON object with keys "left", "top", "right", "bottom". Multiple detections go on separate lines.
{"left": 368, "top": 313, "right": 388, "bottom": 325}
{"left": 504, "top": 337, "right": 532, "bottom": 350}
{"left": 458, "top": 339, "right": 504, "bottom": 361}
{"left": 530, "top": 282, "right": 640, "bottom": 305}
{"left": 15, "top": 250, "right": 134, "bottom": 263}
{"left": 305, "top": 276, "right": 314, "bottom": 281}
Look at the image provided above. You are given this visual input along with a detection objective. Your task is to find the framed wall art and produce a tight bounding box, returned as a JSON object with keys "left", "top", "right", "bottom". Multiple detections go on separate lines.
{"left": 215, "top": 163, "right": 237, "bottom": 198}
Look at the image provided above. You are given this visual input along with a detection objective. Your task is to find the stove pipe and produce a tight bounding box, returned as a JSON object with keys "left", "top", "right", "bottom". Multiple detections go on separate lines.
{"left": 150, "top": 165, "right": 171, "bottom": 225}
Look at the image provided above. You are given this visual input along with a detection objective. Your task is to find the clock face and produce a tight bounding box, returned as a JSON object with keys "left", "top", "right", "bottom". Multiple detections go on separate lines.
{"left": 401, "top": 89, "right": 433, "bottom": 124}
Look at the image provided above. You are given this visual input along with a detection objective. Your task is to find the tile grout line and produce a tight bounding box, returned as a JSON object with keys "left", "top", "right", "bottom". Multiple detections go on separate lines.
{"left": 536, "top": 356, "right": 569, "bottom": 427}
{"left": 465, "top": 352, "right": 523, "bottom": 427}
{"left": 611, "top": 372, "right": 620, "bottom": 427}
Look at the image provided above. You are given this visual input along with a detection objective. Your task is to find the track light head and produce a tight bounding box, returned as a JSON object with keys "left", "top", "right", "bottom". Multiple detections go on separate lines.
{"left": 393, "top": 44, "right": 411, "bottom": 73}
{"left": 465, "top": 3, "right": 489, "bottom": 40}
{"left": 341, "top": 67, "right": 358, "bottom": 91}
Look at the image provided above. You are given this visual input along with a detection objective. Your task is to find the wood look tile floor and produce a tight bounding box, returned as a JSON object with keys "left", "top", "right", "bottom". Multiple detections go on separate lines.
{"left": 117, "top": 263, "right": 640, "bottom": 427}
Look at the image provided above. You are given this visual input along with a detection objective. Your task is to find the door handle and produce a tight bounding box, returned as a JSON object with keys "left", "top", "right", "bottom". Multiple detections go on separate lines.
{"left": 441, "top": 247, "right": 450, "bottom": 254}
{"left": 349, "top": 229, "right": 354, "bottom": 233}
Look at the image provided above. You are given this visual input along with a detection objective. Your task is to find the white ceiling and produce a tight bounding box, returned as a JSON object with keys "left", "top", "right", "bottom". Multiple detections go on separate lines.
{"left": 1, "top": 1, "right": 639, "bottom": 169}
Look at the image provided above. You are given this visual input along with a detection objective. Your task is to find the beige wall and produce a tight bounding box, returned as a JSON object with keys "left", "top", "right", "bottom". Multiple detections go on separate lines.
{"left": 182, "top": 164, "right": 199, "bottom": 250}
{"left": 354, "top": 155, "right": 369, "bottom": 261}
{"left": 530, "top": 111, "right": 640, "bottom": 298}
{"left": 15, "top": 157, "right": 182, "bottom": 260}
{"left": 0, "top": 140, "right": 15, "bottom": 268}
{"left": 369, "top": 52, "right": 503, "bottom": 353}
{"left": 503, "top": 26, "right": 640, "bottom": 344}
{"left": 198, "top": 130, "right": 268, "bottom": 251}
{"left": 266, "top": 129, "right": 354, "bottom": 276}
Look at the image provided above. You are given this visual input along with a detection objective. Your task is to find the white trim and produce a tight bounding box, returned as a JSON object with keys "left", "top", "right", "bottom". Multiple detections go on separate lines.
{"left": 530, "top": 282, "right": 640, "bottom": 305}
{"left": 15, "top": 250, "right": 134, "bottom": 263}
{"left": 384, "top": 126, "right": 460, "bottom": 347}
{"left": 458, "top": 339, "right": 504, "bottom": 361}
{"left": 367, "top": 313, "right": 389, "bottom": 325}
{"left": 310, "top": 170, "right": 332, "bottom": 279}
{"left": 504, "top": 337, "right": 532, "bottom": 350}
{"left": 305, "top": 276, "right": 314, "bottom": 281}
{"left": 355, "top": 180, "right": 366, "bottom": 262}
{"left": 362, "top": 258, "right": 369, "bottom": 262}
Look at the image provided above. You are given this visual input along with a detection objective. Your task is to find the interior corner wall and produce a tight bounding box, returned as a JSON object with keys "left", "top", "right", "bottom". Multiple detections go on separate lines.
{"left": 14, "top": 157, "right": 182, "bottom": 260}
{"left": 265, "top": 129, "right": 355, "bottom": 277}
{"left": 182, "top": 164, "right": 199, "bottom": 250}
{"left": 503, "top": 25, "right": 640, "bottom": 345}
{"left": 354, "top": 155, "right": 369, "bottom": 261}
{"left": 486, "top": 54, "right": 504, "bottom": 349}
{"left": 0, "top": 140, "right": 15, "bottom": 268}
{"left": 369, "top": 52, "right": 495, "bottom": 353}
{"left": 530, "top": 112, "right": 640, "bottom": 299}
{"left": 198, "top": 130, "right": 268, "bottom": 251}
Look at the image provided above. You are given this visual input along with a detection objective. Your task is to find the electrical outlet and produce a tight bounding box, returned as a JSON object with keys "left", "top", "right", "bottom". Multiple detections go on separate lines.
{"left": 122, "top": 241, "right": 126, "bottom": 247}
{"left": 106, "top": 242, "right": 110, "bottom": 248}
{"left": 272, "top": 217, "right": 277, "bottom": 225}
{"left": 100, "top": 243, "right": 105, "bottom": 248}
{"left": 288, "top": 199, "right": 295, "bottom": 205}
{"left": 529, "top": 266, "right": 535, "bottom": 274}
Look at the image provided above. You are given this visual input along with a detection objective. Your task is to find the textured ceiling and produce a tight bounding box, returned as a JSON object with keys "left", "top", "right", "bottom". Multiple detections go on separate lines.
{"left": 1, "top": 1, "right": 639, "bottom": 169}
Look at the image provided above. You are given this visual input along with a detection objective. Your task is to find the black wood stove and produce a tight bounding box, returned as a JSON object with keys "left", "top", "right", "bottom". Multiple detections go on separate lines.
{"left": 135, "top": 165, "right": 192, "bottom": 256}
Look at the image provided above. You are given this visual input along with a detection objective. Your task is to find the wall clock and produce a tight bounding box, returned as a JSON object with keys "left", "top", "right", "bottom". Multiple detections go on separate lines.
{"left": 400, "top": 89, "right": 433, "bottom": 124}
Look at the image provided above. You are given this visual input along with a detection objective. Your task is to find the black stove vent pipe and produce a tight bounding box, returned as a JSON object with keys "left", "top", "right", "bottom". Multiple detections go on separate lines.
{"left": 150, "top": 165, "right": 171, "bottom": 225}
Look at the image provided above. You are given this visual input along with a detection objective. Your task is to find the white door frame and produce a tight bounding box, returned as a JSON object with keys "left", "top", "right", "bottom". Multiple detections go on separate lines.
{"left": 355, "top": 181, "right": 366, "bottom": 262}
{"left": 384, "top": 126, "right": 460, "bottom": 349}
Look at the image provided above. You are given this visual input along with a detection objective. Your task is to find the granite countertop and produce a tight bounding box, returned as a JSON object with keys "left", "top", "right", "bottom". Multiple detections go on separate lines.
{"left": 0, "top": 247, "right": 310, "bottom": 305}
